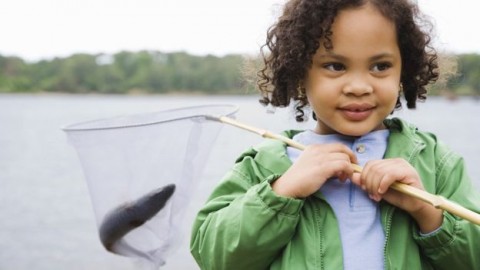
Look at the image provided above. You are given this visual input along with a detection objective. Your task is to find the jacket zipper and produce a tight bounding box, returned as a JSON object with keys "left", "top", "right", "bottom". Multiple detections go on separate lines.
{"left": 383, "top": 138, "right": 424, "bottom": 269}
{"left": 383, "top": 205, "right": 395, "bottom": 270}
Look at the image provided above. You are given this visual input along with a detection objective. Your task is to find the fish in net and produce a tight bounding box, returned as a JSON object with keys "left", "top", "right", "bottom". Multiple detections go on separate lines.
{"left": 63, "top": 104, "right": 238, "bottom": 268}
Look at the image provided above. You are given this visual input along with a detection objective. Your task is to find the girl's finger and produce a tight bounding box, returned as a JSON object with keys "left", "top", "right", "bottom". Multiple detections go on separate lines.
{"left": 323, "top": 143, "right": 358, "bottom": 164}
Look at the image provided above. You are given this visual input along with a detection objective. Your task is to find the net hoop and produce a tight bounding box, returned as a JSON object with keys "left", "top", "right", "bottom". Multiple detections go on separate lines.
{"left": 62, "top": 104, "right": 238, "bottom": 132}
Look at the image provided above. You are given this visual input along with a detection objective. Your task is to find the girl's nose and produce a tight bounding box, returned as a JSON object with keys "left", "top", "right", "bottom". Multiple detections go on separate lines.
{"left": 342, "top": 76, "right": 373, "bottom": 96}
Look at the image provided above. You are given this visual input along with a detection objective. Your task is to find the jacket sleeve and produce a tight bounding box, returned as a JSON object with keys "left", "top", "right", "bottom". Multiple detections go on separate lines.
{"left": 190, "top": 154, "right": 304, "bottom": 270}
{"left": 413, "top": 149, "right": 480, "bottom": 269}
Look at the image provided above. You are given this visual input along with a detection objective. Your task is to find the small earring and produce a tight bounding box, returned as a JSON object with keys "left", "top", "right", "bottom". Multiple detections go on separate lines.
{"left": 395, "top": 83, "right": 403, "bottom": 109}
{"left": 297, "top": 85, "right": 305, "bottom": 98}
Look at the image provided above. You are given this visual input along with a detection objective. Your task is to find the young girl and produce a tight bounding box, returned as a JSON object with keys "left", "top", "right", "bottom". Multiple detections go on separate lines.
{"left": 190, "top": 0, "right": 480, "bottom": 269}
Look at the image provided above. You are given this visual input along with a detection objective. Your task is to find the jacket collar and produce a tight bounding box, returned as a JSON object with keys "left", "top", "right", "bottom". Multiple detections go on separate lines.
{"left": 383, "top": 117, "right": 426, "bottom": 162}
{"left": 251, "top": 130, "right": 301, "bottom": 176}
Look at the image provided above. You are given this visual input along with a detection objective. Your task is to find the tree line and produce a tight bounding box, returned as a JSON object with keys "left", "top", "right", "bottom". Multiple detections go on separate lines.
{"left": 1, "top": 50, "right": 479, "bottom": 96}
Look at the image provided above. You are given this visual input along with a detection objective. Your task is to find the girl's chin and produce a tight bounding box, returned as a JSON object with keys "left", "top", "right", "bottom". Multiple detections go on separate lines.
{"left": 316, "top": 122, "right": 386, "bottom": 137}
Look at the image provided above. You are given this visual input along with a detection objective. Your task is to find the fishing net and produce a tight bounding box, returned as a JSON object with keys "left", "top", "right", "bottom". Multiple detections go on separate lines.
{"left": 63, "top": 104, "right": 238, "bottom": 268}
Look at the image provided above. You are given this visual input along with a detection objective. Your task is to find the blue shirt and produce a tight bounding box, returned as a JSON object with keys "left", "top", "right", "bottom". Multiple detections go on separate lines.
{"left": 287, "top": 129, "right": 390, "bottom": 270}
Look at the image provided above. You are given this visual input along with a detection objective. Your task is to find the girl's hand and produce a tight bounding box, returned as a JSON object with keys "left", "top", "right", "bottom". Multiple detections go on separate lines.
{"left": 272, "top": 143, "right": 357, "bottom": 199}
{"left": 350, "top": 158, "right": 443, "bottom": 233}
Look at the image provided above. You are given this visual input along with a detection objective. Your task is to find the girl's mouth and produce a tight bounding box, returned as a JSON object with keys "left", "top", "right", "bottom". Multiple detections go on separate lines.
{"left": 339, "top": 104, "right": 374, "bottom": 121}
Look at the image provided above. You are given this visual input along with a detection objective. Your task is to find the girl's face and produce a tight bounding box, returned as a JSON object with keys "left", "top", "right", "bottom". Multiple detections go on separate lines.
{"left": 305, "top": 3, "right": 401, "bottom": 136}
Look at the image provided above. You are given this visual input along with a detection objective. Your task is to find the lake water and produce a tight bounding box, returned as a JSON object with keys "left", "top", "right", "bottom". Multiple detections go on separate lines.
{"left": 0, "top": 94, "right": 479, "bottom": 269}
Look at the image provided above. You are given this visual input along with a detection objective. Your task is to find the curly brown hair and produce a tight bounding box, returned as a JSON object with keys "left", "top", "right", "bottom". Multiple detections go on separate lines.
{"left": 258, "top": 0, "right": 439, "bottom": 122}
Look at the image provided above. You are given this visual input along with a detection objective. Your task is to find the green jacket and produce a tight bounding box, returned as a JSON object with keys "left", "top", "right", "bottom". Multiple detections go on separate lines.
{"left": 190, "top": 118, "right": 480, "bottom": 269}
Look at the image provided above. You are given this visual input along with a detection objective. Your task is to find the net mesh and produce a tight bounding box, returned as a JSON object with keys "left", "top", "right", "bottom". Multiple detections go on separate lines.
{"left": 63, "top": 104, "right": 238, "bottom": 268}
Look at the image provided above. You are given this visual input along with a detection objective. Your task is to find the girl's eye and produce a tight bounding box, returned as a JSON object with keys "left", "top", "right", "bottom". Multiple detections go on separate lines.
{"left": 371, "top": 62, "right": 392, "bottom": 72}
{"left": 323, "top": 62, "right": 345, "bottom": 72}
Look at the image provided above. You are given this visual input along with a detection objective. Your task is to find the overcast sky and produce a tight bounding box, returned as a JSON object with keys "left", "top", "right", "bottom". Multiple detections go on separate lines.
{"left": 1, "top": 0, "right": 479, "bottom": 61}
